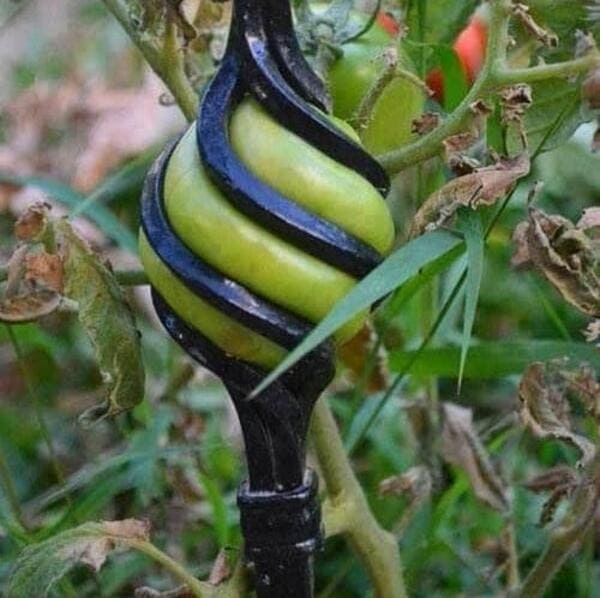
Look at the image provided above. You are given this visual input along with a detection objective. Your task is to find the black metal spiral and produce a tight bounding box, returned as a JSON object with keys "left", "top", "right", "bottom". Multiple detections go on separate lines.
{"left": 140, "top": 1, "right": 390, "bottom": 596}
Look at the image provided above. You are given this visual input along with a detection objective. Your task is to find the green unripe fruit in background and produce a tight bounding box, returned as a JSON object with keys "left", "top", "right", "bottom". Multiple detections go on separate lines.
{"left": 326, "top": 13, "right": 425, "bottom": 154}
{"left": 140, "top": 99, "right": 394, "bottom": 369}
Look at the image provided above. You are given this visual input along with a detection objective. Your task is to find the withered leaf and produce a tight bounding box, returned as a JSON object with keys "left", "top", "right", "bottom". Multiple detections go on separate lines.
{"left": 338, "top": 322, "right": 389, "bottom": 393}
{"left": 411, "top": 112, "right": 441, "bottom": 135}
{"left": 539, "top": 484, "right": 576, "bottom": 527}
{"left": 411, "top": 154, "right": 530, "bottom": 236}
{"left": 14, "top": 202, "right": 50, "bottom": 242}
{"left": 8, "top": 519, "right": 151, "bottom": 598}
{"left": 517, "top": 209, "right": 600, "bottom": 317}
{"left": 441, "top": 402, "right": 511, "bottom": 513}
{"left": 518, "top": 362, "right": 596, "bottom": 466}
{"left": 54, "top": 218, "right": 145, "bottom": 424}
{"left": 208, "top": 549, "right": 232, "bottom": 586}
{"left": 379, "top": 465, "right": 432, "bottom": 503}
{"left": 500, "top": 84, "right": 533, "bottom": 128}
{"left": 0, "top": 290, "right": 61, "bottom": 323}
{"left": 524, "top": 465, "right": 578, "bottom": 494}
{"left": 561, "top": 363, "right": 600, "bottom": 424}
{"left": 25, "top": 252, "right": 64, "bottom": 293}
{"left": 525, "top": 467, "right": 580, "bottom": 528}
{"left": 513, "top": 4, "right": 558, "bottom": 47}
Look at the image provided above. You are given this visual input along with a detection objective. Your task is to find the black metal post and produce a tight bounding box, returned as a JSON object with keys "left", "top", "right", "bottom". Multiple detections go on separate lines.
{"left": 141, "top": 0, "right": 390, "bottom": 595}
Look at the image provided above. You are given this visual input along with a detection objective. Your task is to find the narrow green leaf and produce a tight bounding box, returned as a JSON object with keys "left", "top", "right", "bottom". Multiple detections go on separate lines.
{"left": 457, "top": 209, "right": 484, "bottom": 392}
{"left": 0, "top": 172, "right": 138, "bottom": 252}
{"left": 251, "top": 230, "right": 463, "bottom": 398}
{"left": 389, "top": 341, "right": 600, "bottom": 379}
{"left": 380, "top": 242, "right": 465, "bottom": 321}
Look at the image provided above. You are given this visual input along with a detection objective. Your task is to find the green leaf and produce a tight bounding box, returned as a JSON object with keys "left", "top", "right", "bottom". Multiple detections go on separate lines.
{"left": 389, "top": 340, "right": 600, "bottom": 379}
{"left": 508, "top": 79, "right": 587, "bottom": 155}
{"left": 0, "top": 172, "right": 138, "bottom": 253}
{"left": 456, "top": 209, "right": 484, "bottom": 391}
{"left": 251, "top": 230, "right": 463, "bottom": 398}
{"left": 55, "top": 219, "right": 145, "bottom": 423}
{"left": 7, "top": 519, "right": 151, "bottom": 598}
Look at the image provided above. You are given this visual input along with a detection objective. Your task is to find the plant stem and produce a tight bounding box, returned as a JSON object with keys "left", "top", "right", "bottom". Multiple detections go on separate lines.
{"left": 377, "top": 0, "right": 600, "bottom": 175}
{"left": 127, "top": 538, "right": 211, "bottom": 597}
{"left": 519, "top": 452, "right": 600, "bottom": 598}
{"left": 311, "top": 398, "right": 406, "bottom": 598}
{"left": 101, "top": 0, "right": 198, "bottom": 121}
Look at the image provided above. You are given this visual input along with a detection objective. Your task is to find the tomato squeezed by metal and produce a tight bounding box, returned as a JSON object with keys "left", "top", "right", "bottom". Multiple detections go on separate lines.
{"left": 141, "top": 1, "right": 390, "bottom": 596}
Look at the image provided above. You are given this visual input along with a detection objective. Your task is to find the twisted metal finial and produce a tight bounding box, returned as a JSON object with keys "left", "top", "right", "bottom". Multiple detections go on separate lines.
{"left": 141, "top": 1, "right": 391, "bottom": 595}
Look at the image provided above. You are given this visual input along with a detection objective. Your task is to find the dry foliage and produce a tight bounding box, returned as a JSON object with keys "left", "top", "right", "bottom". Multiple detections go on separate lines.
{"left": 411, "top": 153, "right": 530, "bottom": 236}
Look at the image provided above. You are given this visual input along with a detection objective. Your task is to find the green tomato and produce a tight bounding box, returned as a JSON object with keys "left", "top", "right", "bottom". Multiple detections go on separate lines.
{"left": 326, "top": 16, "right": 425, "bottom": 154}
{"left": 140, "top": 98, "right": 394, "bottom": 368}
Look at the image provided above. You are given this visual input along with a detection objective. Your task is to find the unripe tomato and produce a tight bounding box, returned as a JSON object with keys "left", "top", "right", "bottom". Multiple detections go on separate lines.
{"left": 140, "top": 99, "right": 394, "bottom": 368}
{"left": 325, "top": 10, "right": 425, "bottom": 154}
{"left": 426, "top": 5, "right": 490, "bottom": 104}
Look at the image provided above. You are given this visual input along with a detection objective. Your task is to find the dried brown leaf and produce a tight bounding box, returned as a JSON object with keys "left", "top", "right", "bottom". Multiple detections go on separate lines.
{"left": 15, "top": 203, "right": 50, "bottom": 242}
{"left": 524, "top": 466, "right": 578, "bottom": 493}
{"left": 518, "top": 362, "right": 596, "bottom": 466}
{"left": 25, "top": 253, "right": 64, "bottom": 293}
{"left": 441, "top": 402, "right": 511, "bottom": 513}
{"left": 539, "top": 484, "right": 575, "bottom": 526}
{"left": 338, "top": 322, "right": 389, "bottom": 393}
{"left": 500, "top": 84, "right": 533, "bottom": 128}
{"left": 0, "top": 290, "right": 61, "bottom": 323}
{"left": 208, "top": 550, "right": 232, "bottom": 586}
{"left": 411, "top": 112, "right": 441, "bottom": 135}
{"left": 513, "top": 3, "right": 559, "bottom": 47}
{"left": 379, "top": 466, "right": 432, "bottom": 503}
{"left": 443, "top": 132, "right": 477, "bottom": 156}
{"left": 411, "top": 154, "right": 530, "bottom": 236}
{"left": 524, "top": 209, "right": 600, "bottom": 317}
{"left": 511, "top": 220, "right": 532, "bottom": 268}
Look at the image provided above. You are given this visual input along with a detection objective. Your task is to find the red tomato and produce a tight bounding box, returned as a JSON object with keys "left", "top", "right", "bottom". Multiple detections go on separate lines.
{"left": 426, "top": 5, "right": 489, "bottom": 104}
{"left": 376, "top": 11, "right": 400, "bottom": 37}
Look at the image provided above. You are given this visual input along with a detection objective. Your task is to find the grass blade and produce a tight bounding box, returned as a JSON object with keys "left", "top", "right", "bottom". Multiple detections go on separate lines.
{"left": 457, "top": 209, "right": 484, "bottom": 392}
{"left": 250, "top": 230, "right": 463, "bottom": 398}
